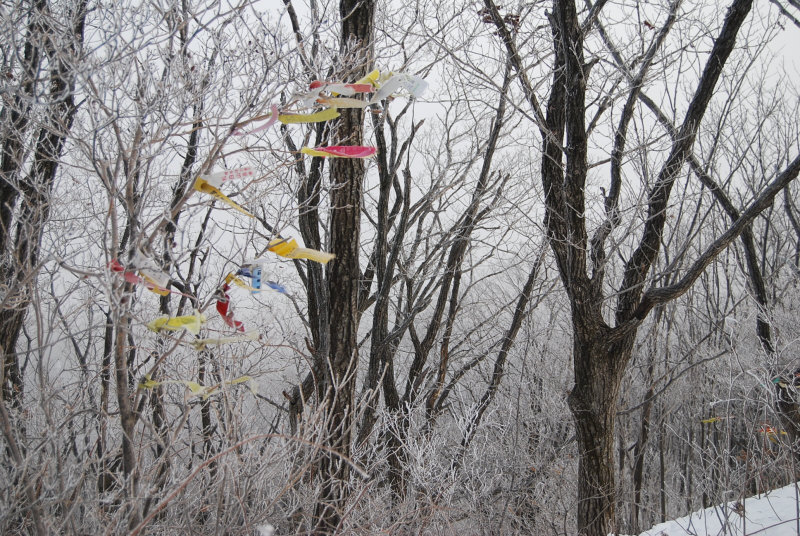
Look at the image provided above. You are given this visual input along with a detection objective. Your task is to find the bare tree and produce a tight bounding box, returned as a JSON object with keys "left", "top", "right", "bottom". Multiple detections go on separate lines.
{"left": 480, "top": 0, "right": 800, "bottom": 532}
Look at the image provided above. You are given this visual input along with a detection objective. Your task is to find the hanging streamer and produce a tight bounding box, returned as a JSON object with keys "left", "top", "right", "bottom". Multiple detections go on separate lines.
{"left": 147, "top": 311, "right": 207, "bottom": 335}
{"left": 239, "top": 262, "right": 289, "bottom": 294}
{"left": 264, "top": 281, "right": 287, "bottom": 294}
{"left": 309, "top": 80, "right": 374, "bottom": 95}
{"left": 194, "top": 177, "right": 254, "bottom": 217}
{"left": 700, "top": 417, "right": 724, "bottom": 424}
{"left": 131, "top": 251, "right": 172, "bottom": 296}
{"left": 279, "top": 107, "right": 340, "bottom": 124}
{"left": 267, "top": 238, "right": 335, "bottom": 264}
{"left": 109, "top": 259, "right": 171, "bottom": 296}
{"left": 370, "top": 72, "right": 428, "bottom": 103}
{"left": 316, "top": 96, "right": 368, "bottom": 109}
{"left": 197, "top": 167, "right": 255, "bottom": 188}
{"left": 216, "top": 281, "right": 245, "bottom": 332}
{"left": 233, "top": 105, "right": 279, "bottom": 136}
{"left": 300, "top": 145, "right": 376, "bottom": 158}
{"left": 236, "top": 267, "right": 263, "bottom": 293}
{"left": 356, "top": 69, "right": 381, "bottom": 87}
{"left": 138, "top": 374, "right": 257, "bottom": 399}
{"left": 225, "top": 272, "right": 260, "bottom": 292}
{"left": 192, "top": 330, "right": 260, "bottom": 350}
{"left": 109, "top": 259, "right": 145, "bottom": 286}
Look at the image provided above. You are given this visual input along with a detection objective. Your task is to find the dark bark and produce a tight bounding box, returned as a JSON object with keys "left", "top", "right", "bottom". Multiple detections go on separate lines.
{"left": 530, "top": 0, "right": 756, "bottom": 533}
{"left": 637, "top": 92, "right": 774, "bottom": 353}
{"left": 311, "top": 0, "right": 374, "bottom": 531}
{"left": 1, "top": 0, "right": 87, "bottom": 408}
{"left": 0, "top": 0, "right": 45, "bottom": 253}
{"left": 356, "top": 113, "right": 419, "bottom": 448}
{"left": 631, "top": 362, "right": 655, "bottom": 533}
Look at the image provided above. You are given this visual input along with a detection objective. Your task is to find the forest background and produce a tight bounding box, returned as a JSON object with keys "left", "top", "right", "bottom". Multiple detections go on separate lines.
{"left": 2, "top": 0, "right": 800, "bottom": 534}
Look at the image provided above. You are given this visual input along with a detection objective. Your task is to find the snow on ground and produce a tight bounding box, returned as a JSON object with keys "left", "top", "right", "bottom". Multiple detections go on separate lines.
{"left": 633, "top": 481, "right": 800, "bottom": 535}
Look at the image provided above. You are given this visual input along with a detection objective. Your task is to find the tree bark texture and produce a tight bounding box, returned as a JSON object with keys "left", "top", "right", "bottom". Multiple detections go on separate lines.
{"left": 534, "top": 0, "right": 756, "bottom": 533}
{"left": 311, "top": 0, "right": 374, "bottom": 531}
{"left": 1, "top": 0, "right": 87, "bottom": 408}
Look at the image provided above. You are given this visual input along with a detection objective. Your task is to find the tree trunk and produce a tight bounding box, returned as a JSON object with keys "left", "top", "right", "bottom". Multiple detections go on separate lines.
{"left": 0, "top": 0, "right": 87, "bottom": 408}
{"left": 311, "top": 0, "right": 373, "bottom": 531}
{"left": 568, "top": 329, "right": 634, "bottom": 536}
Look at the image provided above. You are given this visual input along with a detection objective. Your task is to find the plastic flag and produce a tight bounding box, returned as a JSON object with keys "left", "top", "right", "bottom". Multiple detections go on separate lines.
{"left": 279, "top": 107, "right": 340, "bottom": 124}
{"left": 109, "top": 259, "right": 171, "bottom": 296}
{"left": 225, "top": 272, "right": 259, "bottom": 292}
{"left": 700, "top": 417, "right": 723, "bottom": 424}
{"left": 217, "top": 282, "right": 245, "bottom": 332}
{"left": 267, "top": 238, "right": 335, "bottom": 264}
{"left": 356, "top": 70, "right": 381, "bottom": 87}
{"left": 300, "top": 145, "right": 376, "bottom": 158}
{"left": 316, "top": 96, "right": 368, "bottom": 109}
{"left": 370, "top": 73, "right": 428, "bottom": 103}
{"left": 138, "top": 374, "right": 257, "bottom": 399}
{"left": 197, "top": 167, "right": 255, "bottom": 189}
{"left": 236, "top": 267, "right": 262, "bottom": 293}
{"left": 194, "top": 177, "right": 254, "bottom": 217}
{"left": 147, "top": 311, "right": 207, "bottom": 335}
{"left": 309, "top": 80, "right": 374, "bottom": 95}
{"left": 264, "top": 281, "right": 287, "bottom": 294}
{"left": 192, "top": 330, "right": 260, "bottom": 350}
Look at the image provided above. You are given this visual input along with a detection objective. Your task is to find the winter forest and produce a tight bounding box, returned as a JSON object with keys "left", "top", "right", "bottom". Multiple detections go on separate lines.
{"left": 2, "top": 0, "right": 800, "bottom": 534}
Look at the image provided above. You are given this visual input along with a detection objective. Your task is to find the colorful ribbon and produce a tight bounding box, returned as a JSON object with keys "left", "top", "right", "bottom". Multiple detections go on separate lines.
{"left": 264, "top": 281, "right": 287, "bottom": 294}
{"left": 197, "top": 167, "right": 255, "bottom": 188}
{"left": 109, "top": 259, "right": 171, "bottom": 296}
{"left": 225, "top": 272, "right": 259, "bottom": 292}
{"left": 236, "top": 267, "right": 262, "bottom": 293}
{"left": 300, "top": 145, "right": 376, "bottom": 158}
{"left": 309, "top": 80, "right": 374, "bottom": 95}
{"left": 267, "top": 238, "right": 335, "bottom": 264}
{"left": 279, "top": 107, "right": 340, "bottom": 124}
{"left": 147, "top": 312, "right": 207, "bottom": 335}
{"left": 356, "top": 70, "right": 381, "bottom": 87}
{"left": 139, "top": 374, "right": 257, "bottom": 399}
{"left": 194, "top": 177, "right": 254, "bottom": 217}
{"left": 216, "top": 282, "right": 245, "bottom": 332}
{"left": 316, "top": 96, "right": 368, "bottom": 109}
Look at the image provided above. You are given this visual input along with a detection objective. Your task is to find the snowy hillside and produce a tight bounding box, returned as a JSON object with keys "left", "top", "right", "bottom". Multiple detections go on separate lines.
{"left": 636, "top": 482, "right": 800, "bottom": 536}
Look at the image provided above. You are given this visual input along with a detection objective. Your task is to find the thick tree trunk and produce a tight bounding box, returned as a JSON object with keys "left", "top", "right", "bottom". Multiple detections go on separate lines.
{"left": 313, "top": 109, "right": 365, "bottom": 532}
{"left": 568, "top": 330, "right": 633, "bottom": 536}
{"left": 311, "top": 0, "right": 373, "bottom": 531}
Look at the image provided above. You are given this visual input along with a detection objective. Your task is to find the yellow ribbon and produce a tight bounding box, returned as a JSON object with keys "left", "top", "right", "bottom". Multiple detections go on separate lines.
{"left": 224, "top": 273, "right": 259, "bottom": 292}
{"left": 278, "top": 107, "right": 340, "bottom": 124}
{"left": 356, "top": 69, "right": 381, "bottom": 87}
{"left": 139, "top": 272, "right": 170, "bottom": 296}
{"left": 194, "top": 177, "right": 254, "bottom": 217}
{"left": 299, "top": 147, "right": 333, "bottom": 158}
{"left": 147, "top": 312, "right": 207, "bottom": 335}
{"left": 138, "top": 374, "right": 257, "bottom": 399}
{"left": 316, "top": 96, "right": 368, "bottom": 109}
{"left": 268, "top": 238, "right": 335, "bottom": 264}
